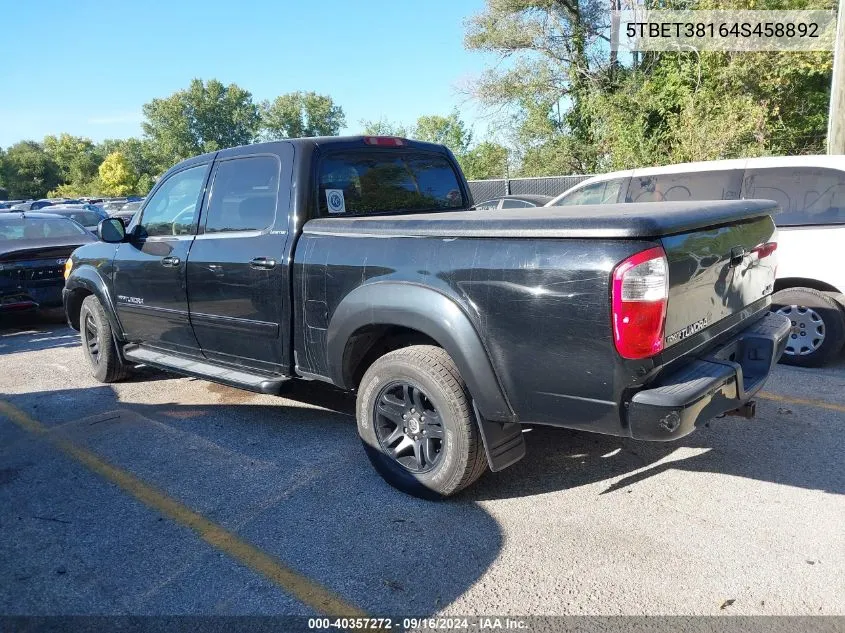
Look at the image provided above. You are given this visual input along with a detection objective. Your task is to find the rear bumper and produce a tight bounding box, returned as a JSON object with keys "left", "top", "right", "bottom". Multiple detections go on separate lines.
{"left": 1, "top": 283, "right": 64, "bottom": 313}
{"left": 627, "top": 312, "right": 791, "bottom": 440}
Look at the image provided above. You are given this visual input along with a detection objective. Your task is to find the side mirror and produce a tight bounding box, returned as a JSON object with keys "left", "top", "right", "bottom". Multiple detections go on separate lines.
{"left": 98, "top": 217, "right": 126, "bottom": 243}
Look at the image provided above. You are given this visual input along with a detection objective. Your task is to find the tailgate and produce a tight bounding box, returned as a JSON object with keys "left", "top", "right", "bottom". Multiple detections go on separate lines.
{"left": 660, "top": 216, "right": 777, "bottom": 349}
{"left": 0, "top": 252, "right": 73, "bottom": 295}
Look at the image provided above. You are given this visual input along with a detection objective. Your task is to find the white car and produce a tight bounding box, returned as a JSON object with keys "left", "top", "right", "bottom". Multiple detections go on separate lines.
{"left": 548, "top": 156, "right": 845, "bottom": 367}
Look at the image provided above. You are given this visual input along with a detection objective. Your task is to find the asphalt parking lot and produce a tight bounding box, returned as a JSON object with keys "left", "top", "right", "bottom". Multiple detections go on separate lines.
{"left": 1, "top": 313, "right": 843, "bottom": 618}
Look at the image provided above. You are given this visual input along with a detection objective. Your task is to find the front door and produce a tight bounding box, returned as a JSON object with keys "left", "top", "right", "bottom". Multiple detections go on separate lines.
{"left": 113, "top": 163, "right": 210, "bottom": 354}
{"left": 186, "top": 151, "right": 291, "bottom": 373}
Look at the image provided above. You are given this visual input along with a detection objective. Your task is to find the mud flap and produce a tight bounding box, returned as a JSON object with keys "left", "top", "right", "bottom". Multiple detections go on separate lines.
{"left": 473, "top": 403, "right": 525, "bottom": 472}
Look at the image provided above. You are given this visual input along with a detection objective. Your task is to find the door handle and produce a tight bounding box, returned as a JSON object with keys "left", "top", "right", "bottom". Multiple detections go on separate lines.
{"left": 250, "top": 257, "right": 277, "bottom": 270}
{"left": 161, "top": 256, "right": 181, "bottom": 267}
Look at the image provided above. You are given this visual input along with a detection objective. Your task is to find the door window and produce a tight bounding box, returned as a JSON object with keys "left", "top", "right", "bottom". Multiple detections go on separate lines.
{"left": 744, "top": 167, "right": 845, "bottom": 226}
{"left": 501, "top": 199, "right": 532, "bottom": 208}
{"left": 626, "top": 170, "right": 743, "bottom": 203}
{"left": 204, "top": 156, "right": 280, "bottom": 233}
{"left": 558, "top": 179, "right": 625, "bottom": 205}
{"left": 137, "top": 165, "right": 207, "bottom": 237}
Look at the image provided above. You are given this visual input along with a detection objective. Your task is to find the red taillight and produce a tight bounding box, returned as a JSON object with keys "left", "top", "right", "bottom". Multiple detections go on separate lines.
{"left": 612, "top": 246, "right": 669, "bottom": 360}
{"left": 752, "top": 241, "right": 777, "bottom": 259}
{"left": 363, "top": 136, "right": 405, "bottom": 147}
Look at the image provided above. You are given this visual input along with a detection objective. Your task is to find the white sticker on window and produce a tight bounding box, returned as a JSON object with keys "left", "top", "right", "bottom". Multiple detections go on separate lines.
{"left": 325, "top": 189, "right": 346, "bottom": 214}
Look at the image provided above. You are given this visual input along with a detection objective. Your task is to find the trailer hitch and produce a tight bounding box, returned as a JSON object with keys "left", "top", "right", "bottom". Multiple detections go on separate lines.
{"left": 724, "top": 400, "right": 757, "bottom": 419}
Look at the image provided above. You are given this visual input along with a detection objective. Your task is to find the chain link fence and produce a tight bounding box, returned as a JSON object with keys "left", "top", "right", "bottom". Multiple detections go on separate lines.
{"left": 468, "top": 175, "right": 592, "bottom": 203}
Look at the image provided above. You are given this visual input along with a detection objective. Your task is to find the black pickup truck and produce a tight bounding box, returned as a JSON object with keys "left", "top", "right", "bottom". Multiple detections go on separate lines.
{"left": 63, "top": 136, "right": 790, "bottom": 498}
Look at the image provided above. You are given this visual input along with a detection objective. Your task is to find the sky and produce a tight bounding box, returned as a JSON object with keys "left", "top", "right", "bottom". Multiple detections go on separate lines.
{"left": 0, "top": 0, "right": 496, "bottom": 148}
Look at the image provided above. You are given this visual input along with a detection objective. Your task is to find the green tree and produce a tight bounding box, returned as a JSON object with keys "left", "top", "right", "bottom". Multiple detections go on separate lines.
{"left": 48, "top": 180, "right": 102, "bottom": 198}
{"left": 136, "top": 173, "right": 156, "bottom": 196}
{"left": 460, "top": 141, "right": 509, "bottom": 180}
{"left": 360, "top": 117, "right": 409, "bottom": 137}
{"left": 97, "top": 137, "right": 160, "bottom": 193}
{"left": 260, "top": 91, "right": 345, "bottom": 139}
{"left": 42, "top": 134, "right": 102, "bottom": 186}
{"left": 465, "top": 0, "right": 834, "bottom": 174}
{"left": 142, "top": 78, "right": 260, "bottom": 170}
{"left": 0, "top": 141, "right": 60, "bottom": 199}
{"left": 465, "top": 0, "right": 608, "bottom": 173}
{"left": 586, "top": 49, "right": 831, "bottom": 170}
{"left": 412, "top": 110, "right": 472, "bottom": 156}
{"left": 0, "top": 147, "right": 6, "bottom": 195}
{"left": 99, "top": 152, "right": 138, "bottom": 197}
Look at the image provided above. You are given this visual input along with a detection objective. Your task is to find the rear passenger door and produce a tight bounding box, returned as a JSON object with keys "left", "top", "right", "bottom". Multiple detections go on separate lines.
{"left": 186, "top": 146, "right": 293, "bottom": 374}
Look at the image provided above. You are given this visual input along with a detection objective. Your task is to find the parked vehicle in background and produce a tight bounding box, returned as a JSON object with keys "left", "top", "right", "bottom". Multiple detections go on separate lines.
{"left": 11, "top": 200, "right": 54, "bottom": 211}
{"left": 64, "top": 136, "right": 789, "bottom": 498}
{"left": 42, "top": 204, "right": 109, "bottom": 232}
{"left": 0, "top": 212, "right": 95, "bottom": 313}
{"left": 102, "top": 199, "right": 128, "bottom": 213}
{"left": 110, "top": 201, "right": 142, "bottom": 223}
{"left": 473, "top": 194, "right": 552, "bottom": 210}
{"left": 548, "top": 156, "right": 845, "bottom": 367}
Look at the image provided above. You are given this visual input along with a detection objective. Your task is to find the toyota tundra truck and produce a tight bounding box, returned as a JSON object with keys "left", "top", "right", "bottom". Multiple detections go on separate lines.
{"left": 62, "top": 136, "right": 791, "bottom": 498}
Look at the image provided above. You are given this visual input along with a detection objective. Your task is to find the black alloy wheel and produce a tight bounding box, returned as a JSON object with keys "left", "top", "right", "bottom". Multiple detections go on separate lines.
{"left": 374, "top": 381, "right": 445, "bottom": 473}
{"left": 83, "top": 312, "right": 100, "bottom": 364}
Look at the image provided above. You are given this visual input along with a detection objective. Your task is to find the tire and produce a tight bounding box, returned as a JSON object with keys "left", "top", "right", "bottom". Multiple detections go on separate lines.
{"left": 356, "top": 345, "right": 488, "bottom": 499}
{"left": 79, "top": 295, "right": 131, "bottom": 382}
{"left": 771, "top": 287, "right": 845, "bottom": 367}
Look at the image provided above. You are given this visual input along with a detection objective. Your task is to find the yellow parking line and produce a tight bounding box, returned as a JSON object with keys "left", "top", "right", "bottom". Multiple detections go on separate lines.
{"left": 757, "top": 391, "right": 845, "bottom": 414}
{"left": 0, "top": 400, "right": 366, "bottom": 617}
{"left": 0, "top": 400, "right": 47, "bottom": 435}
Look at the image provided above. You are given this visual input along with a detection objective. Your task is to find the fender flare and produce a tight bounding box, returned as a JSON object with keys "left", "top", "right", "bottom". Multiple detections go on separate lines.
{"left": 326, "top": 282, "right": 515, "bottom": 423}
{"left": 64, "top": 265, "right": 123, "bottom": 338}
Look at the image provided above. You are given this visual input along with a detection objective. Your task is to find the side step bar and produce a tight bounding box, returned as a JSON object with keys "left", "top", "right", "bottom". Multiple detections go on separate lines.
{"left": 123, "top": 345, "right": 288, "bottom": 395}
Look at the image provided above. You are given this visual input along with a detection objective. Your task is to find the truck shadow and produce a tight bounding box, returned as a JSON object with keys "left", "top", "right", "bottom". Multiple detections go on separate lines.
{"left": 1, "top": 382, "right": 501, "bottom": 616}
{"left": 268, "top": 381, "right": 844, "bottom": 501}
{"left": 469, "top": 409, "right": 844, "bottom": 500}
{"left": 2, "top": 376, "right": 843, "bottom": 614}
{"left": 0, "top": 314, "right": 79, "bottom": 355}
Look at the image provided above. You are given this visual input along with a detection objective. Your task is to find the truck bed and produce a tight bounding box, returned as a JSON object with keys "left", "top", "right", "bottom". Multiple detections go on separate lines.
{"left": 303, "top": 200, "right": 778, "bottom": 239}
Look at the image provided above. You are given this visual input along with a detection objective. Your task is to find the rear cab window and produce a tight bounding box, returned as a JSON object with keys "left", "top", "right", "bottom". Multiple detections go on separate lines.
{"left": 743, "top": 167, "right": 845, "bottom": 226}
{"left": 317, "top": 150, "right": 466, "bottom": 216}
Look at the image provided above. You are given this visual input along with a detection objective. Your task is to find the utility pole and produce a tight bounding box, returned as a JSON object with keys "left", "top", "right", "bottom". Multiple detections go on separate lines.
{"left": 829, "top": 0, "right": 845, "bottom": 154}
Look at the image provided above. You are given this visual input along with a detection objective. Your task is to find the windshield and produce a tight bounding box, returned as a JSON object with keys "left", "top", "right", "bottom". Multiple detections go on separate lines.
{"left": 318, "top": 151, "right": 465, "bottom": 215}
{"left": 0, "top": 217, "right": 89, "bottom": 240}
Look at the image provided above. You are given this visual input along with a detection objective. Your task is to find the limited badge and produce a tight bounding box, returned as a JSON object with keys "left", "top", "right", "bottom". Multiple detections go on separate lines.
{"left": 325, "top": 189, "right": 346, "bottom": 214}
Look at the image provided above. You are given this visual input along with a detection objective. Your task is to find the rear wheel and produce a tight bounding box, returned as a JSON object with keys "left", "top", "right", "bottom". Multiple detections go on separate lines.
{"left": 772, "top": 287, "right": 845, "bottom": 367}
{"left": 356, "top": 345, "right": 487, "bottom": 499}
{"left": 79, "top": 295, "right": 131, "bottom": 382}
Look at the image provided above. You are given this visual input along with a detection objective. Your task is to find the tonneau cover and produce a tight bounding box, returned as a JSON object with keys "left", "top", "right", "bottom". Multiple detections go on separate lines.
{"left": 303, "top": 199, "right": 778, "bottom": 239}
